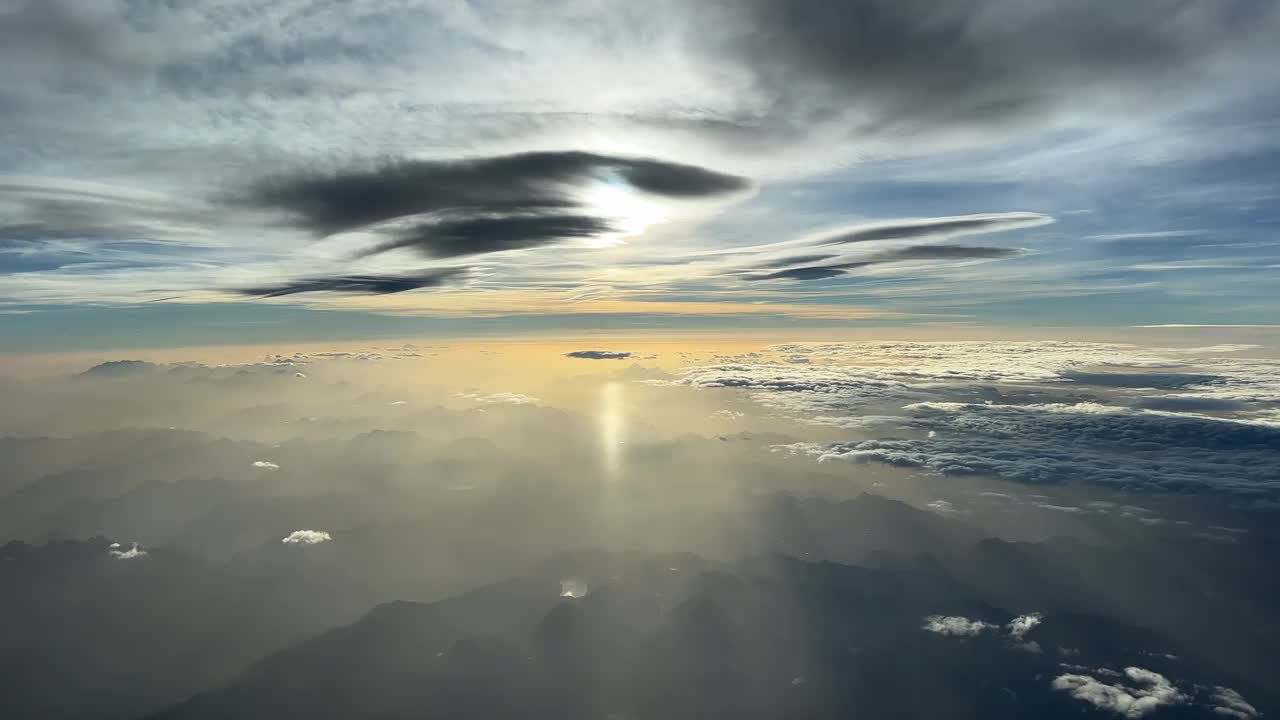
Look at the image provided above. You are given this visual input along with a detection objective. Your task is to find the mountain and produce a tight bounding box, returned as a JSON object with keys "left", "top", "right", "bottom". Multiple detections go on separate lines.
{"left": 149, "top": 551, "right": 1254, "bottom": 720}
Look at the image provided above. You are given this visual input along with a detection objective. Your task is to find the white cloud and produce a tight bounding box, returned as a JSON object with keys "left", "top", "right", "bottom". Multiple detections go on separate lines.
{"left": 252, "top": 460, "right": 280, "bottom": 470}
{"left": 1006, "top": 612, "right": 1043, "bottom": 652}
{"left": 921, "top": 615, "right": 995, "bottom": 637}
{"left": 455, "top": 391, "right": 540, "bottom": 405}
{"left": 925, "top": 500, "right": 962, "bottom": 515}
{"left": 281, "top": 530, "right": 332, "bottom": 545}
{"left": 559, "top": 578, "right": 588, "bottom": 599}
{"left": 108, "top": 542, "right": 147, "bottom": 560}
{"left": 1052, "top": 667, "right": 1187, "bottom": 718}
{"left": 1007, "top": 613, "right": 1042, "bottom": 640}
{"left": 1209, "top": 686, "right": 1260, "bottom": 719}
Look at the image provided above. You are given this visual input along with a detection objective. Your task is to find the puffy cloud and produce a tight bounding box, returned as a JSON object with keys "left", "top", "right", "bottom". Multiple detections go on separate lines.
{"left": 1209, "top": 686, "right": 1260, "bottom": 719}
{"left": 1051, "top": 667, "right": 1187, "bottom": 718}
{"left": 252, "top": 460, "right": 280, "bottom": 470}
{"left": 1007, "top": 613, "right": 1042, "bottom": 640}
{"left": 921, "top": 615, "right": 995, "bottom": 637}
{"left": 108, "top": 542, "right": 146, "bottom": 560}
{"left": 565, "top": 350, "right": 633, "bottom": 360}
{"left": 1006, "top": 612, "right": 1043, "bottom": 652}
{"left": 281, "top": 530, "right": 332, "bottom": 545}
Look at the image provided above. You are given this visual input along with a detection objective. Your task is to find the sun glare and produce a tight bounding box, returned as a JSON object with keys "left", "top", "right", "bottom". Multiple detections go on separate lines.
{"left": 581, "top": 179, "right": 669, "bottom": 245}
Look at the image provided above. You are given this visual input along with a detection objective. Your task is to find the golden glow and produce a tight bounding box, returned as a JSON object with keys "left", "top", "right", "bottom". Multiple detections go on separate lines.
{"left": 599, "top": 381, "right": 625, "bottom": 481}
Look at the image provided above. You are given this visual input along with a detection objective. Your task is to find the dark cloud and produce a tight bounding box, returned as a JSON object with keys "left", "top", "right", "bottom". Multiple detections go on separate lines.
{"left": 237, "top": 268, "right": 468, "bottom": 298}
{"left": 698, "top": 1, "right": 1279, "bottom": 138}
{"left": 612, "top": 158, "right": 750, "bottom": 197}
{"left": 247, "top": 151, "right": 748, "bottom": 238}
{"left": 815, "top": 216, "right": 1048, "bottom": 246}
{"left": 750, "top": 262, "right": 872, "bottom": 281}
{"left": 565, "top": 350, "right": 633, "bottom": 360}
{"left": 751, "top": 253, "right": 839, "bottom": 269}
{"left": 373, "top": 214, "right": 615, "bottom": 258}
{"left": 872, "top": 245, "right": 1021, "bottom": 261}
{"left": 744, "top": 245, "right": 1019, "bottom": 281}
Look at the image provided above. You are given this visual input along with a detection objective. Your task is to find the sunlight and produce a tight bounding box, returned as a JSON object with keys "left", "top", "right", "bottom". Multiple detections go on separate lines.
{"left": 580, "top": 178, "right": 669, "bottom": 245}
{"left": 599, "top": 381, "right": 626, "bottom": 480}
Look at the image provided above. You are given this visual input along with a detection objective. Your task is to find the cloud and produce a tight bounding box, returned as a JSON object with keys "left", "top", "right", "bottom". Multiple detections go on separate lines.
{"left": 812, "top": 215, "right": 1049, "bottom": 246}
{"left": 678, "top": 342, "right": 1280, "bottom": 497}
{"left": 248, "top": 150, "right": 747, "bottom": 244}
{"left": 252, "top": 460, "right": 279, "bottom": 470}
{"left": 237, "top": 268, "right": 469, "bottom": 297}
{"left": 559, "top": 577, "right": 589, "bottom": 599}
{"left": 735, "top": 214, "right": 1046, "bottom": 281}
{"left": 455, "top": 391, "right": 541, "bottom": 405}
{"left": 1007, "top": 613, "right": 1042, "bottom": 640}
{"left": 698, "top": 1, "right": 1279, "bottom": 142}
{"left": 371, "top": 214, "right": 615, "bottom": 258}
{"left": 749, "top": 262, "right": 873, "bottom": 281}
{"left": 108, "top": 542, "right": 147, "bottom": 560}
{"left": 1209, "top": 686, "right": 1261, "bottom": 719}
{"left": 745, "top": 245, "right": 1022, "bottom": 281}
{"left": 921, "top": 615, "right": 995, "bottom": 637}
{"left": 1051, "top": 667, "right": 1187, "bottom": 718}
{"left": 565, "top": 350, "right": 633, "bottom": 360}
{"left": 814, "top": 402, "right": 1280, "bottom": 497}
{"left": 281, "top": 530, "right": 332, "bottom": 545}
{"left": 925, "top": 500, "right": 961, "bottom": 515}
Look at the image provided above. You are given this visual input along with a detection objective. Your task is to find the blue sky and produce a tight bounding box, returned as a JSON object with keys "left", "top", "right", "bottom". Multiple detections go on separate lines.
{"left": 2, "top": 1, "right": 1279, "bottom": 350}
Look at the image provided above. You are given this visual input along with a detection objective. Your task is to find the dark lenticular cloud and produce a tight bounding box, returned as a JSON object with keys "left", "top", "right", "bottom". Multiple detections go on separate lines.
{"left": 237, "top": 268, "right": 468, "bottom": 298}
{"left": 873, "top": 245, "right": 1022, "bottom": 261}
{"left": 232, "top": 151, "right": 747, "bottom": 295}
{"left": 815, "top": 215, "right": 1050, "bottom": 246}
{"left": 565, "top": 350, "right": 633, "bottom": 360}
{"left": 373, "top": 214, "right": 616, "bottom": 258}
{"left": 745, "top": 246, "right": 1020, "bottom": 281}
{"left": 248, "top": 150, "right": 748, "bottom": 237}
{"left": 750, "top": 262, "right": 873, "bottom": 281}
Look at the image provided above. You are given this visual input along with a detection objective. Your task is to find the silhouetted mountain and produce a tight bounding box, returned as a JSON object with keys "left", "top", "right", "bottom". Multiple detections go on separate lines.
{"left": 149, "top": 551, "right": 1266, "bottom": 720}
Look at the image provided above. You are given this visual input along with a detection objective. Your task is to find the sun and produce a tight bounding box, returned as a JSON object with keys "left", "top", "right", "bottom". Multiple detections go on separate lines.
{"left": 580, "top": 177, "right": 669, "bottom": 245}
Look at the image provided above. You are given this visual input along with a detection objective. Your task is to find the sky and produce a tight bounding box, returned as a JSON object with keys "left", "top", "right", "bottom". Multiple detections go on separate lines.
{"left": 4, "top": 7, "right": 1280, "bottom": 716}
{"left": 3, "top": 0, "right": 1280, "bottom": 351}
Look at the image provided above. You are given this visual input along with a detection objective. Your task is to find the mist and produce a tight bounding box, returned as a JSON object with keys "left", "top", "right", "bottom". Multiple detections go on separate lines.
{"left": 1, "top": 340, "right": 1276, "bottom": 719}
